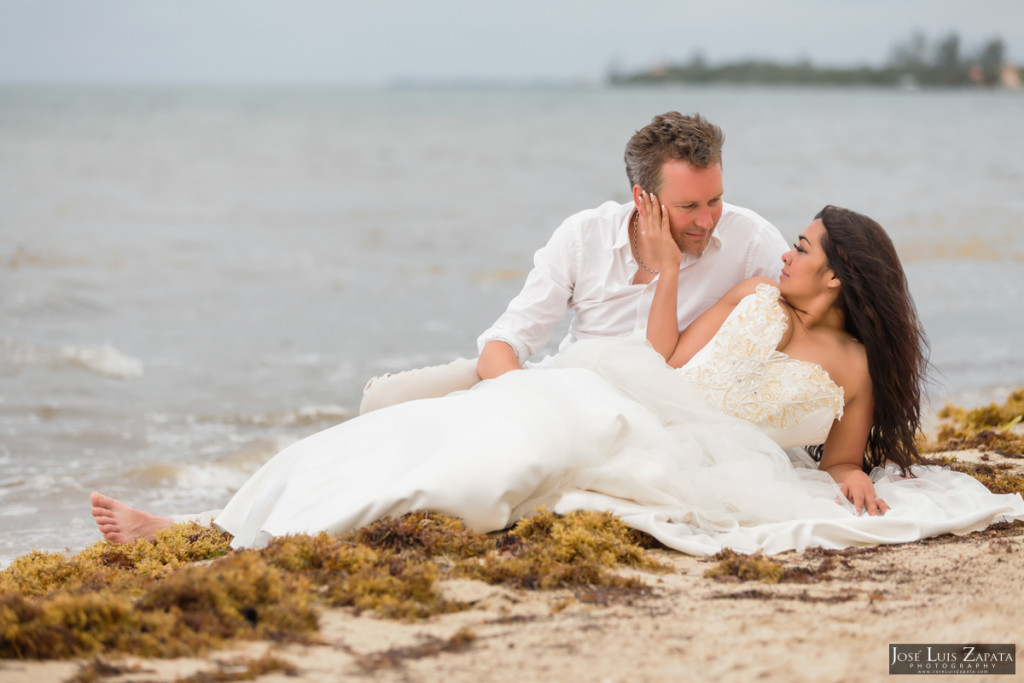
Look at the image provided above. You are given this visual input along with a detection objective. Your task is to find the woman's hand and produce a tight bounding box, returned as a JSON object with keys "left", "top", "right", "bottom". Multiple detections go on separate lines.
{"left": 830, "top": 466, "right": 889, "bottom": 516}
{"left": 637, "top": 191, "right": 681, "bottom": 274}
{"left": 639, "top": 190, "right": 684, "bottom": 358}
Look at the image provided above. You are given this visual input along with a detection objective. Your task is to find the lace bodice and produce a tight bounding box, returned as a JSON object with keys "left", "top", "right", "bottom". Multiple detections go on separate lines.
{"left": 679, "top": 283, "right": 844, "bottom": 448}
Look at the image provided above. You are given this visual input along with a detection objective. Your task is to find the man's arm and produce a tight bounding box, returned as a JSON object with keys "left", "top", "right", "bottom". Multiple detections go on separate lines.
{"left": 475, "top": 216, "right": 581, "bottom": 378}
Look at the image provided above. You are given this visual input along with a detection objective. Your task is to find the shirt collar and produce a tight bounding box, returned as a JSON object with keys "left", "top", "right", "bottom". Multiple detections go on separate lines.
{"left": 613, "top": 202, "right": 634, "bottom": 250}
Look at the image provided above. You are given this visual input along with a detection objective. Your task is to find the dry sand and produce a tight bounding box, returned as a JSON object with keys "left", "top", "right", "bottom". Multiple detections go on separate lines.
{"left": 2, "top": 449, "right": 1021, "bottom": 683}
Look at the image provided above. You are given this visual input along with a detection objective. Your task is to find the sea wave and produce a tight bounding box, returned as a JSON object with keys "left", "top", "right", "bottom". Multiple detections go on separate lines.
{"left": 211, "top": 404, "right": 351, "bottom": 428}
{"left": 59, "top": 343, "right": 144, "bottom": 379}
{"left": 1, "top": 337, "right": 144, "bottom": 379}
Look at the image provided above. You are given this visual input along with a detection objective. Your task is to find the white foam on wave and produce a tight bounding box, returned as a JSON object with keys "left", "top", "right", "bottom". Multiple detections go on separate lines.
{"left": 218, "top": 404, "right": 351, "bottom": 428}
{"left": 133, "top": 436, "right": 290, "bottom": 495}
{"left": 0, "top": 503, "right": 39, "bottom": 518}
{"left": 1, "top": 337, "right": 144, "bottom": 379}
{"left": 59, "top": 343, "right": 144, "bottom": 379}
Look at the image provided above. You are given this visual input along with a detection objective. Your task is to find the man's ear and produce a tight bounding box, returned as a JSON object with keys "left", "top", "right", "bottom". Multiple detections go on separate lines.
{"left": 631, "top": 184, "right": 644, "bottom": 208}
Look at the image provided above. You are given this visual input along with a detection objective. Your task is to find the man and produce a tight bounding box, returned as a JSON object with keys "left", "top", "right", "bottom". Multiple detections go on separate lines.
{"left": 91, "top": 112, "right": 788, "bottom": 545}
{"left": 359, "top": 111, "right": 788, "bottom": 412}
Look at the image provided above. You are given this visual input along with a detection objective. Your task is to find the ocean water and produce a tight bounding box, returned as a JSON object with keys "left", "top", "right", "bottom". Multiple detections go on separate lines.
{"left": 2, "top": 85, "right": 1023, "bottom": 566}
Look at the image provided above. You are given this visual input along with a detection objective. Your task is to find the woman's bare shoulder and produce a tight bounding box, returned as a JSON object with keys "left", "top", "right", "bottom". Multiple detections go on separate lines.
{"left": 831, "top": 335, "right": 871, "bottom": 397}
{"left": 725, "top": 276, "right": 779, "bottom": 303}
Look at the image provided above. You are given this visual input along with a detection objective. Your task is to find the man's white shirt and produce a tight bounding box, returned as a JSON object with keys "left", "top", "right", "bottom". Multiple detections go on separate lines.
{"left": 477, "top": 200, "right": 788, "bottom": 364}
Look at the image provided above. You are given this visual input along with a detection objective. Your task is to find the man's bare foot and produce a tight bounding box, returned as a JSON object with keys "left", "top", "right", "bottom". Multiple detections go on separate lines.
{"left": 90, "top": 491, "right": 172, "bottom": 544}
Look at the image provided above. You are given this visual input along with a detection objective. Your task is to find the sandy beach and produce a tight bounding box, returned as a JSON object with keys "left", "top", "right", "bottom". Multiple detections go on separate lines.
{"left": 2, "top": 447, "right": 1021, "bottom": 683}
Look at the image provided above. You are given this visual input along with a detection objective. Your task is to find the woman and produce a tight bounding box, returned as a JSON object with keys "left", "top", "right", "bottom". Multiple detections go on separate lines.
{"left": 92, "top": 203, "right": 1024, "bottom": 555}
{"left": 639, "top": 193, "right": 924, "bottom": 517}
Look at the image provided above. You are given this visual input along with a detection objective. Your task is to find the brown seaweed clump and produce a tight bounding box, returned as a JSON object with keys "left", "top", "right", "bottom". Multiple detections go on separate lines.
{"left": 704, "top": 550, "right": 786, "bottom": 583}
{"left": 0, "top": 522, "right": 233, "bottom": 599}
{"left": 0, "top": 525, "right": 317, "bottom": 660}
{"left": 923, "top": 388, "right": 1024, "bottom": 458}
{"left": 703, "top": 549, "right": 846, "bottom": 584}
{"left": 260, "top": 524, "right": 463, "bottom": 621}
{"left": 915, "top": 386, "right": 1024, "bottom": 497}
{"left": 455, "top": 507, "right": 669, "bottom": 590}
{"left": 920, "top": 457, "right": 1024, "bottom": 498}
{"left": 0, "top": 510, "right": 665, "bottom": 661}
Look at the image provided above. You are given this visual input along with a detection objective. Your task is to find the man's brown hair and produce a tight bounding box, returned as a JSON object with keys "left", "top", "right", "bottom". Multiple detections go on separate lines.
{"left": 623, "top": 112, "right": 725, "bottom": 193}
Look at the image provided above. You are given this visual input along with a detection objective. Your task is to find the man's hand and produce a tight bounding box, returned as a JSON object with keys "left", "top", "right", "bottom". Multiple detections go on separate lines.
{"left": 477, "top": 341, "right": 522, "bottom": 380}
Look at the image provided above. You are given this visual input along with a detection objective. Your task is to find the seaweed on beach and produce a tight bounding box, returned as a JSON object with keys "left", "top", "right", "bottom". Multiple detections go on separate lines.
{"left": 704, "top": 550, "right": 786, "bottom": 583}
{"left": 922, "top": 457, "right": 1024, "bottom": 497}
{"left": 913, "top": 387, "right": 1024, "bottom": 496}
{"left": 703, "top": 548, "right": 852, "bottom": 584}
{"left": 166, "top": 653, "right": 300, "bottom": 682}
{"left": 266, "top": 533, "right": 461, "bottom": 621}
{"left": 923, "top": 388, "right": 1024, "bottom": 458}
{"left": 355, "top": 627, "right": 477, "bottom": 671}
{"left": 0, "top": 522, "right": 232, "bottom": 599}
{"left": 911, "top": 387, "right": 1024, "bottom": 496}
{"left": 0, "top": 509, "right": 664, "bottom": 660}
{"left": 347, "top": 511, "right": 493, "bottom": 559}
{"left": 453, "top": 507, "right": 669, "bottom": 590}
{"left": 936, "top": 388, "right": 1024, "bottom": 435}
{"left": 8, "top": 390, "right": 1024, "bottom": 662}
{"left": 0, "top": 547, "right": 318, "bottom": 659}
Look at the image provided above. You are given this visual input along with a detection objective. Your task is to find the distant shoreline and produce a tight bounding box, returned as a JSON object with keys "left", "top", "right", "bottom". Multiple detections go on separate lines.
{"left": 1, "top": 80, "right": 1023, "bottom": 92}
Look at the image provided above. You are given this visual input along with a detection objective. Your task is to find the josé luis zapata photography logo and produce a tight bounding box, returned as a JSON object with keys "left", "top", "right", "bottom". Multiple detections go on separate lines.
{"left": 889, "top": 644, "right": 1016, "bottom": 675}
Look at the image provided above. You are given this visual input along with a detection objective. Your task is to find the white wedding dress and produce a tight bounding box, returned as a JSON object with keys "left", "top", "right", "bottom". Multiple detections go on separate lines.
{"left": 215, "top": 285, "right": 1024, "bottom": 555}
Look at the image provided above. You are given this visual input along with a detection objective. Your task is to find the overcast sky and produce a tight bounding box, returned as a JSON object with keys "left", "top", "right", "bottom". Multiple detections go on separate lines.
{"left": 2, "top": 0, "right": 1022, "bottom": 85}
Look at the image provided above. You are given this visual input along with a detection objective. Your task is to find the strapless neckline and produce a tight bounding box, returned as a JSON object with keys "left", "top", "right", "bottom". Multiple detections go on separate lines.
{"left": 679, "top": 283, "right": 844, "bottom": 446}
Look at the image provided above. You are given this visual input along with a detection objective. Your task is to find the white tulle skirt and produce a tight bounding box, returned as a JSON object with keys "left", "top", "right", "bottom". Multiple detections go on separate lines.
{"left": 214, "top": 340, "right": 1024, "bottom": 555}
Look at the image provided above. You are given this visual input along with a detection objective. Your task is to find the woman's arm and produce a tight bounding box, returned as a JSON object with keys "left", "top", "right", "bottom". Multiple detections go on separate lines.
{"left": 660, "top": 277, "right": 775, "bottom": 368}
{"left": 640, "top": 193, "right": 684, "bottom": 358}
{"left": 639, "top": 192, "right": 775, "bottom": 366}
{"left": 817, "top": 367, "right": 888, "bottom": 516}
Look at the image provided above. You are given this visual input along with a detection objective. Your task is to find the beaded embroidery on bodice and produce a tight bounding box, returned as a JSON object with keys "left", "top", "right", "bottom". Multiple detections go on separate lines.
{"left": 679, "top": 284, "right": 844, "bottom": 446}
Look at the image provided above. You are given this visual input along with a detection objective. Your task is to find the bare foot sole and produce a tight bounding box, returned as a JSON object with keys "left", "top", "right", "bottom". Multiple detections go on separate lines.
{"left": 90, "top": 491, "right": 172, "bottom": 544}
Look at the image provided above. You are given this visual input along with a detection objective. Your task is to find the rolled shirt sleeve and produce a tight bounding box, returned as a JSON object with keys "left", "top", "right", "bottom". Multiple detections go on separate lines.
{"left": 477, "top": 217, "right": 579, "bottom": 362}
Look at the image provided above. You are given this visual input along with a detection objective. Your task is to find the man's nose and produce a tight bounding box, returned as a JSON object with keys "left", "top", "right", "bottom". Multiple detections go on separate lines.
{"left": 695, "top": 208, "right": 714, "bottom": 229}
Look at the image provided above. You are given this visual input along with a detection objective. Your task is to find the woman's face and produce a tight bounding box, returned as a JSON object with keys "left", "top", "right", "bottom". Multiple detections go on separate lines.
{"left": 779, "top": 219, "right": 836, "bottom": 297}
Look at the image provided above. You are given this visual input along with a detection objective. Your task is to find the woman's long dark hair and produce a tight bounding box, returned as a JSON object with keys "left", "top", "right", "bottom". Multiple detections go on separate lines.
{"left": 811, "top": 205, "right": 929, "bottom": 474}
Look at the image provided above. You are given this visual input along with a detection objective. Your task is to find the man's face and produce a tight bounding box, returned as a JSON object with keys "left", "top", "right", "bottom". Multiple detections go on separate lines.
{"left": 642, "top": 160, "right": 724, "bottom": 255}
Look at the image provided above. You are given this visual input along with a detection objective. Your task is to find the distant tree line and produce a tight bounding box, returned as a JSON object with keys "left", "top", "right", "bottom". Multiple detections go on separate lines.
{"left": 609, "top": 32, "right": 1019, "bottom": 88}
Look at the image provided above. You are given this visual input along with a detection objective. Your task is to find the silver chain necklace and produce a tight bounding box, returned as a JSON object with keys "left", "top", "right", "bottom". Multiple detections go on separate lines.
{"left": 631, "top": 212, "right": 660, "bottom": 275}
